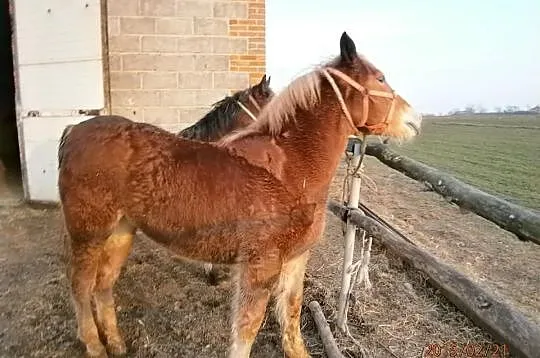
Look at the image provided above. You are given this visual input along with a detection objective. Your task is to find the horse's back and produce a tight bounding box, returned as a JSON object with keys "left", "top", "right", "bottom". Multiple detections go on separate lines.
{"left": 58, "top": 115, "right": 314, "bottom": 254}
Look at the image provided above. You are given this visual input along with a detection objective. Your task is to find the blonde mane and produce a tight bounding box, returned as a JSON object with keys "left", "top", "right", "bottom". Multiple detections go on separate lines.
{"left": 219, "top": 68, "right": 323, "bottom": 145}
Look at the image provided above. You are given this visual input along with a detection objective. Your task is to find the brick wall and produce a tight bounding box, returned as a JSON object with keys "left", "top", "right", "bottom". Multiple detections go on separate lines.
{"left": 229, "top": 0, "right": 265, "bottom": 85}
{"left": 107, "top": 0, "right": 266, "bottom": 132}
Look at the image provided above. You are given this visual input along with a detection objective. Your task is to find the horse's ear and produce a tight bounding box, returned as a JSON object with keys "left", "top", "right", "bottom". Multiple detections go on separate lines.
{"left": 258, "top": 74, "right": 267, "bottom": 87}
{"left": 253, "top": 74, "right": 270, "bottom": 94}
{"left": 340, "top": 32, "right": 358, "bottom": 63}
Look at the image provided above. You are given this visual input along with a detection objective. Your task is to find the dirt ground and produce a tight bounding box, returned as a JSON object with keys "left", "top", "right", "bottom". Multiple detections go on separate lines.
{"left": 0, "top": 157, "right": 538, "bottom": 358}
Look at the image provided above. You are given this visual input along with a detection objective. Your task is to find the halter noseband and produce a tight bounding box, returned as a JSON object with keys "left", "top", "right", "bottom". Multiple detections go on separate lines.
{"left": 236, "top": 94, "right": 261, "bottom": 121}
{"left": 319, "top": 67, "right": 396, "bottom": 135}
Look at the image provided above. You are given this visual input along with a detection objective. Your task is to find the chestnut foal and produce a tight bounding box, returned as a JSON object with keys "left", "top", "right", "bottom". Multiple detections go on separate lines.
{"left": 59, "top": 32, "right": 421, "bottom": 358}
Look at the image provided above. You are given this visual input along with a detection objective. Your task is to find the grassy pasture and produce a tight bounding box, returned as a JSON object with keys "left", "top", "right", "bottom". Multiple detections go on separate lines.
{"left": 392, "top": 114, "right": 540, "bottom": 210}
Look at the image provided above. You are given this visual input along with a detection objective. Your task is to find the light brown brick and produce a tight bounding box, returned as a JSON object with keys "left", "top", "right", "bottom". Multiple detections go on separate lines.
{"left": 109, "top": 55, "right": 121, "bottom": 71}
{"left": 248, "top": 25, "right": 265, "bottom": 32}
{"left": 213, "top": 72, "right": 248, "bottom": 89}
{"left": 108, "top": 0, "right": 138, "bottom": 16}
{"left": 123, "top": 54, "right": 195, "bottom": 71}
{"left": 120, "top": 18, "right": 155, "bottom": 34}
{"left": 110, "top": 72, "right": 141, "bottom": 89}
{"left": 143, "top": 108, "right": 180, "bottom": 124}
{"left": 193, "top": 90, "right": 229, "bottom": 106}
{"left": 249, "top": 2, "right": 265, "bottom": 8}
{"left": 177, "top": 72, "right": 212, "bottom": 89}
{"left": 249, "top": 72, "right": 265, "bottom": 85}
{"left": 140, "top": 0, "right": 176, "bottom": 16}
{"left": 177, "top": 37, "right": 212, "bottom": 53}
{"left": 112, "top": 107, "right": 143, "bottom": 121}
{"left": 108, "top": 17, "right": 120, "bottom": 36}
{"left": 111, "top": 90, "right": 161, "bottom": 107}
{"left": 161, "top": 123, "right": 183, "bottom": 134}
{"left": 194, "top": 55, "right": 228, "bottom": 71}
{"left": 176, "top": 1, "right": 212, "bottom": 17}
{"left": 213, "top": 2, "right": 247, "bottom": 18}
{"left": 109, "top": 35, "right": 141, "bottom": 52}
{"left": 179, "top": 108, "right": 211, "bottom": 123}
{"left": 142, "top": 36, "right": 177, "bottom": 53}
{"left": 156, "top": 18, "right": 193, "bottom": 35}
{"left": 161, "top": 90, "right": 195, "bottom": 106}
{"left": 142, "top": 72, "right": 178, "bottom": 89}
{"left": 194, "top": 18, "right": 228, "bottom": 35}
{"left": 212, "top": 37, "right": 247, "bottom": 54}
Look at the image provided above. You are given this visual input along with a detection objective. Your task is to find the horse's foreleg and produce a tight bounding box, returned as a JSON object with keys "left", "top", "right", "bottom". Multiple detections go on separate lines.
{"left": 70, "top": 240, "right": 107, "bottom": 358}
{"left": 229, "top": 257, "right": 280, "bottom": 358}
{"left": 93, "top": 221, "right": 134, "bottom": 356}
{"left": 274, "top": 251, "right": 311, "bottom": 358}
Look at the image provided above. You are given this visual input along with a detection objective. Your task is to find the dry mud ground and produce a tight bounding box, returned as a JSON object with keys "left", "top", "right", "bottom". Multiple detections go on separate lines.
{"left": 0, "top": 158, "right": 538, "bottom": 358}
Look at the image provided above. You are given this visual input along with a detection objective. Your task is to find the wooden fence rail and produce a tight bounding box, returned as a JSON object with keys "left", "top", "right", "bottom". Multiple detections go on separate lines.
{"left": 364, "top": 142, "right": 540, "bottom": 244}
{"left": 327, "top": 200, "right": 540, "bottom": 358}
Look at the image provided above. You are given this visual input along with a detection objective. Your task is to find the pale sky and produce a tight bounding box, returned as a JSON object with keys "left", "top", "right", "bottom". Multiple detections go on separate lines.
{"left": 266, "top": 0, "right": 540, "bottom": 114}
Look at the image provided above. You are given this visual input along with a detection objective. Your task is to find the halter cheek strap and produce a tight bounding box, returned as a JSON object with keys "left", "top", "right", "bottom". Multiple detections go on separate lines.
{"left": 249, "top": 94, "right": 262, "bottom": 112}
{"left": 236, "top": 94, "right": 260, "bottom": 121}
{"left": 319, "top": 67, "right": 396, "bottom": 133}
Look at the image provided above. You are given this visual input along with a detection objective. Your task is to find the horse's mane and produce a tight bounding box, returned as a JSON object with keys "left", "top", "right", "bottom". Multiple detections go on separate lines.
{"left": 219, "top": 71, "right": 322, "bottom": 145}
{"left": 178, "top": 88, "right": 252, "bottom": 142}
{"left": 58, "top": 124, "right": 74, "bottom": 169}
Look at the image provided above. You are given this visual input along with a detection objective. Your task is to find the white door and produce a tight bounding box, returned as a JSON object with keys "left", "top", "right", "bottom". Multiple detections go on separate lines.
{"left": 12, "top": 0, "right": 106, "bottom": 202}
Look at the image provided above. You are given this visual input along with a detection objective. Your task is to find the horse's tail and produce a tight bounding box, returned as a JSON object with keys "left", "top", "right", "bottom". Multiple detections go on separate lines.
{"left": 58, "top": 124, "right": 74, "bottom": 169}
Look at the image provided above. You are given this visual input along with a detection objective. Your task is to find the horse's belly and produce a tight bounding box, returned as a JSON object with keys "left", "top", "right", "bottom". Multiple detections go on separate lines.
{"left": 137, "top": 221, "right": 241, "bottom": 264}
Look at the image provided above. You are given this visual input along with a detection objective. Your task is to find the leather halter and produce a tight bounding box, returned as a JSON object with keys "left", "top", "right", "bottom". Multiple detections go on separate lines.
{"left": 319, "top": 67, "right": 396, "bottom": 134}
{"left": 248, "top": 94, "right": 262, "bottom": 112}
{"left": 236, "top": 94, "right": 260, "bottom": 121}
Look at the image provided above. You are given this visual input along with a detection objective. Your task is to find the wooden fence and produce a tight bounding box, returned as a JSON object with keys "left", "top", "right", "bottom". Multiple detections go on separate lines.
{"left": 316, "top": 141, "right": 540, "bottom": 358}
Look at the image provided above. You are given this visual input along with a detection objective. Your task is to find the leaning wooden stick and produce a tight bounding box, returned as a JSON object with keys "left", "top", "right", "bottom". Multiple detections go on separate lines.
{"left": 308, "top": 301, "right": 346, "bottom": 358}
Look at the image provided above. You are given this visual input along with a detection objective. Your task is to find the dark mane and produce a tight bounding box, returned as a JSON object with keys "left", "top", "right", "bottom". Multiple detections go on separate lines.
{"left": 177, "top": 89, "right": 252, "bottom": 142}
{"left": 58, "top": 124, "right": 74, "bottom": 169}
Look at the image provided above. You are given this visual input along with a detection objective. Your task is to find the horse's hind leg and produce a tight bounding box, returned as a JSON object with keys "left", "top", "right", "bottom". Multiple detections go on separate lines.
{"left": 274, "top": 251, "right": 311, "bottom": 358}
{"left": 70, "top": 240, "right": 107, "bottom": 357}
{"left": 229, "top": 255, "right": 281, "bottom": 358}
{"left": 93, "top": 219, "right": 134, "bottom": 356}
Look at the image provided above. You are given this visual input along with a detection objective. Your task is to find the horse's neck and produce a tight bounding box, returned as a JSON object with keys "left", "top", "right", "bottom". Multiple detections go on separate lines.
{"left": 279, "top": 106, "right": 349, "bottom": 198}
{"left": 229, "top": 102, "right": 349, "bottom": 200}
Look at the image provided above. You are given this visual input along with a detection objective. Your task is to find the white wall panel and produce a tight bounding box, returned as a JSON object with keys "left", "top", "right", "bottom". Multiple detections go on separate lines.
{"left": 12, "top": 0, "right": 105, "bottom": 202}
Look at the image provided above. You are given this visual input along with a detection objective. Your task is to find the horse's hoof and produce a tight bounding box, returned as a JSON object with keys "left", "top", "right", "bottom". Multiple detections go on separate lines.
{"left": 107, "top": 339, "right": 127, "bottom": 356}
{"left": 85, "top": 342, "right": 108, "bottom": 358}
{"left": 205, "top": 266, "right": 231, "bottom": 286}
{"left": 206, "top": 269, "right": 220, "bottom": 286}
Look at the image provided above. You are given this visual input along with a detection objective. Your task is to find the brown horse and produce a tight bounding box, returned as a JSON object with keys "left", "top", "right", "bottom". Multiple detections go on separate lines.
{"left": 176, "top": 74, "right": 274, "bottom": 283}
{"left": 59, "top": 32, "right": 422, "bottom": 358}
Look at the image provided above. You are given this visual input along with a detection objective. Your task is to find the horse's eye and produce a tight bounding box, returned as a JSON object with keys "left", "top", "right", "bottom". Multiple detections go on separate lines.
{"left": 377, "top": 76, "right": 385, "bottom": 83}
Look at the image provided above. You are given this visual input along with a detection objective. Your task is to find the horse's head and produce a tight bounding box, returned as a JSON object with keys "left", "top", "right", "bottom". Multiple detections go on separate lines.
{"left": 322, "top": 32, "right": 422, "bottom": 140}
{"left": 233, "top": 75, "right": 274, "bottom": 122}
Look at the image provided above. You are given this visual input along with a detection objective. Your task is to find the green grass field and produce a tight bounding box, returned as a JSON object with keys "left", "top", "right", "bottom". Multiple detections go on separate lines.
{"left": 391, "top": 114, "right": 540, "bottom": 210}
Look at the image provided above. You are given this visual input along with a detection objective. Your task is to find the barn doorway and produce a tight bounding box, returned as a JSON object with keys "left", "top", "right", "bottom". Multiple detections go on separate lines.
{"left": 0, "top": 0, "right": 21, "bottom": 198}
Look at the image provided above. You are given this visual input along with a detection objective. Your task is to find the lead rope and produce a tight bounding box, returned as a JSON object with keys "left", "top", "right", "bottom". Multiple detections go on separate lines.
{"left": 323, "top": 68, "right": 375, "bottom": 340}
